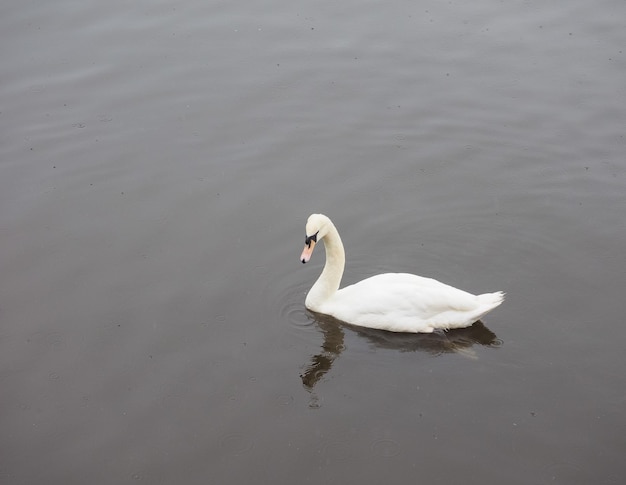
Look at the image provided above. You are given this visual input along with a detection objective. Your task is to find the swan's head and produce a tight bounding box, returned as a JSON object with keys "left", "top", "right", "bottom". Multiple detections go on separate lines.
{"left": 300, "top": 213, "right": 332, "bottom": 264}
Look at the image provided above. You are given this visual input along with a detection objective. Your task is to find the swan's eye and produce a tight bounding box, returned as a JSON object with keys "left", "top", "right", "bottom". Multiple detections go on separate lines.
{"left": 305, "top": 231, "right": 318, "bottom": 248}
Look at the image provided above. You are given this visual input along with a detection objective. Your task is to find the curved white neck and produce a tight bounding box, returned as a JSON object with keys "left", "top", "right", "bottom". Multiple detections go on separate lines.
{"left": 305, "top": 222, "right": 345, "bottom": 310}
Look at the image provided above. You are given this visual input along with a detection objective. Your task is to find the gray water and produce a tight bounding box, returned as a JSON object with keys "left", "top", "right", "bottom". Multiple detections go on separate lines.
{"left": 1, "top": 1, "right": 625, "bottom": 484}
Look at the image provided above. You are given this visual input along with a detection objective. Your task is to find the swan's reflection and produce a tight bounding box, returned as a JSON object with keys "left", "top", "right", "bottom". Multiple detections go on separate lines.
{"left": 301, "top": 311, "right": 501, "bottom": 392}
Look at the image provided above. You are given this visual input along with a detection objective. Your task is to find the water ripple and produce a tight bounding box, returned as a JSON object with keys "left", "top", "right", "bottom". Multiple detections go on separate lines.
{"left": 261, "top": 269, "right": 315, "bottom": 334}
{"left": 275, "top": 394, "right": 294, "bottom": 406}
{"left": 218, "top": 433, "right": 254, "bottom": 456}
{"left": 280, "top": 300, "right": 313, "bottom": 329}
{"left": 371, "top": 438, "right": 401, "bottom": 458}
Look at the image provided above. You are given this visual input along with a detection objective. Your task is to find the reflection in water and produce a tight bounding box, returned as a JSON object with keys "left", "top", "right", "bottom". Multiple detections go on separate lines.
{"left": 301, "top": 311, "right": 501, "bottom": 394}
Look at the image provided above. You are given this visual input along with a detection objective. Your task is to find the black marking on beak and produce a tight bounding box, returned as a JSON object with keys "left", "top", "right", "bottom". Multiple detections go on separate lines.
{"left": 305, "top": 231, "right": 318, "bottom": 248}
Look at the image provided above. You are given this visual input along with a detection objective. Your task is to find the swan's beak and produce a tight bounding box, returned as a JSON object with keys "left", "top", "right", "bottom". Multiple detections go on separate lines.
{"left": 300, "top": 241, "right": 315, "bottom": 263}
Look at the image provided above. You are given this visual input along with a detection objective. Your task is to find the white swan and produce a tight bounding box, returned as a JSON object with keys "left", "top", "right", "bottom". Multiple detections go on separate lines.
{"left": 300, "top": 214, "right": 504, "bottom": 333}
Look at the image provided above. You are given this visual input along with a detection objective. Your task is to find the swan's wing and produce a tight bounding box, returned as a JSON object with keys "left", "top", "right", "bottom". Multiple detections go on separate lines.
{"left": 323, "top": 273, "right": 483, "bottom": 332}
{"left": 338, "top": 273, "right": 478, "bottom": 312}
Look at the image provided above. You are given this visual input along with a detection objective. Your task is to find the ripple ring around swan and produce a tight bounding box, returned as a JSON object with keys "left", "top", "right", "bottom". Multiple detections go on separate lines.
{"left": 261, "top": 273, "right": 315, "bottom": 331}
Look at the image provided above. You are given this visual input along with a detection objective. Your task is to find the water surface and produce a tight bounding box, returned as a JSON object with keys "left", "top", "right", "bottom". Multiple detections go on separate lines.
{"left": 1, "top": 1, "right": 625, "bottom": 483}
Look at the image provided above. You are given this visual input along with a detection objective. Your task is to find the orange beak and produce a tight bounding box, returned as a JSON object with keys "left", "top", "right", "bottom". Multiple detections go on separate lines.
{"left": 300, "top": 240, "right": 316, "bottom": 263}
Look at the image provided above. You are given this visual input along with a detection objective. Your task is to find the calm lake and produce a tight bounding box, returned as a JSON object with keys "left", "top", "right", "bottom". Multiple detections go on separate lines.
{"left": 1, "top": 0, "right": 625, "bottom": 484}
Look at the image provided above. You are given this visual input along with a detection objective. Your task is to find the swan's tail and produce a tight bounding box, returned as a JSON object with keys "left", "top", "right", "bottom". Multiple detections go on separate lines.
{"left": 477, "top": 291, "right": 505, "bottom": 308}
{"left": 463, "top": 291, "right": 505, "bottom": 326}
{"left": 431, "top": 291, "right": 505, "bottom": 330}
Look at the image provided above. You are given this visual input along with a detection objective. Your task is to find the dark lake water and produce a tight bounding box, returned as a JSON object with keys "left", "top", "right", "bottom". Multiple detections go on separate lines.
{"left": 2, "top": 1, "right": 625, "bottom": 483}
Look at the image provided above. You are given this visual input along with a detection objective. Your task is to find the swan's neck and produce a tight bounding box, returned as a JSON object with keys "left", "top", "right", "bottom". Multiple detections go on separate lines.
{"left": 306, "top": 223, "right": 345, "bottom": 310}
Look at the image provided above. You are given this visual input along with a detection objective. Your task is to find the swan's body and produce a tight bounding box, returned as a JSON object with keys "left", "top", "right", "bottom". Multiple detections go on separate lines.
{"left": 300, "top": 214, "right": 504, "bottom": 333}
